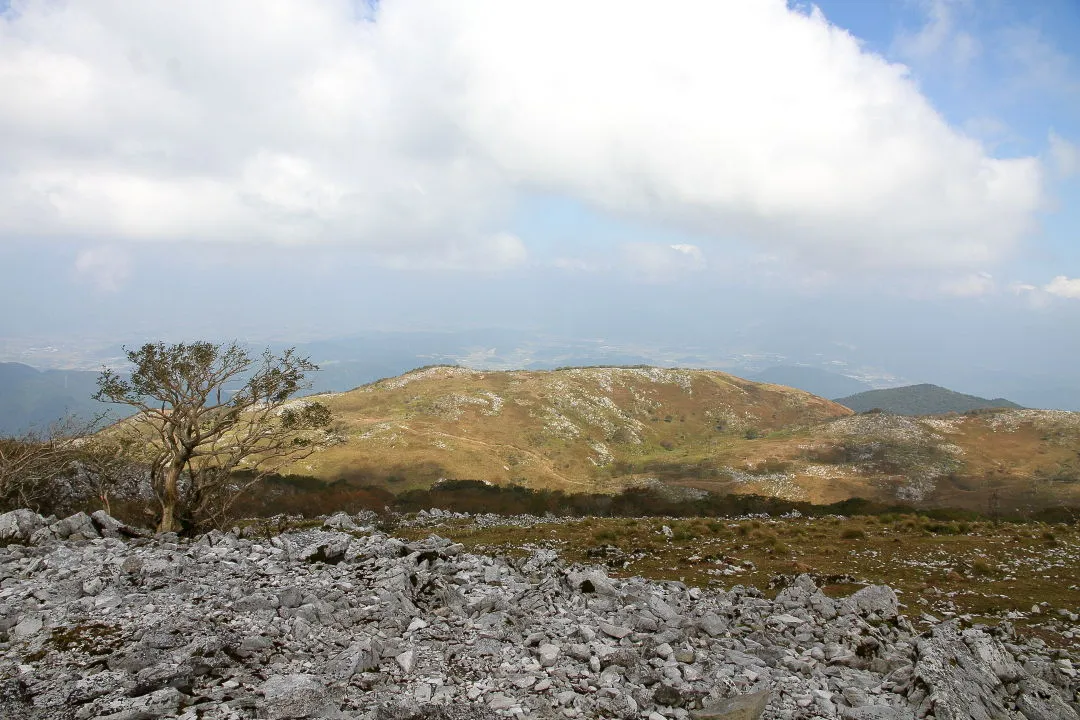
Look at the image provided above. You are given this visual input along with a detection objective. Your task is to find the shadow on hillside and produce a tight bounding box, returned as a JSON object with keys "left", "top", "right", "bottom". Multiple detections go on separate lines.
{"left": 220, "top": 477, "right": 1079, "bottom": 525}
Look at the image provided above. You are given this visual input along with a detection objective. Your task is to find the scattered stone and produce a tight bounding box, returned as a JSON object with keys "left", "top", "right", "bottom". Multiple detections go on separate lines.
{"left": 0, "top": 508, "right": 47, "bottom": 542}
{"left": 396, "top": 649, "right": 416, "bottom": 673}
{"left": 537, "top": 643, "right": 560, "bottom": 667}
{"left": 599, "top": 620, "right": 633, "bottom": 639}
{"left": 0, "top": 508, "right": 1076, "bottom": 720}
{"left": 258, "top": 674, "right": 329, "bottom": 720}
{"left": 690, "top": 689, "right": 769, "bottom": 719}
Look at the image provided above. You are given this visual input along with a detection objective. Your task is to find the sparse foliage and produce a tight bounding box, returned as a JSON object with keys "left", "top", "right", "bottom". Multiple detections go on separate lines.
{"left": 95, "top": 341, "right": 333, "bottom": 533}
{"left": 0, "top": 417, "right": 100, "bottom": 514}
{"left": 70, "top": 435, "right": 148, "bottom": 516}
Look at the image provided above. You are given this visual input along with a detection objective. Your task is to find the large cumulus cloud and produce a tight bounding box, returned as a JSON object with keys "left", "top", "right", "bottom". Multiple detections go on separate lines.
{"left": 0, "top": 0, "right": 1044, "bottom": 271}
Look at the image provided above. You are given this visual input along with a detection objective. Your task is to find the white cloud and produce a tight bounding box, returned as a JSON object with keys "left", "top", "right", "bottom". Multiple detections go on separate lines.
{"left": 893, "top": 0, "right": 980, "bottom": 72}
{"left": 0, "top": 0, "right": 1044, "bottom": 274}
{"left": 941, "top": 272, "right": 995, "bottom": 297}
{"left": 377, "top": 232, "right": 527, "bottom": 271}
{"left": 669, "top": 244, "right": 706, "bottom": 266}
{"left": 73, "top": 245, "right": 132, "bottom": 292}
{"left": 621, "top": 243, "right": 706, "bottom": 283}
{"left": 999, "top": 25, "right": 1080, "bottom": 98}
{"left": 552, "top": 257, "right": 598, "bottom": 273}
{"left": 1049, "top": 131, "right": 1079, "bottom": 178}
{"left": 1045, "top": 276, "right": 1080, "bottom": 300}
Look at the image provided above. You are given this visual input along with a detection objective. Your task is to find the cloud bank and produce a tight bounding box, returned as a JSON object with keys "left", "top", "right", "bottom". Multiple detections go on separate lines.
{"left": 0, "top": 0, "right": 1044, "bottom": 272}
{"left": 1045, "top": 276, "right": 1080, "bottom": 300}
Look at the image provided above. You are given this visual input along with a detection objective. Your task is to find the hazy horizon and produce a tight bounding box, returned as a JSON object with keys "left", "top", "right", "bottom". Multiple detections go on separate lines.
{"left": 2, "top": 0, "right": 1078, "bottom": 408}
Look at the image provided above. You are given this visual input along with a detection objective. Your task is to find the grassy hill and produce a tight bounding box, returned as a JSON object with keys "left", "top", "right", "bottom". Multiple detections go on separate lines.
{"left": 273, "top": 366, "right": 1080, "bottom": 515}
{"left": 297, "top": 365, "right": 849, "bottom": 490}
{"left": 835, "top": 383, "right": 1023, "bottom": 415}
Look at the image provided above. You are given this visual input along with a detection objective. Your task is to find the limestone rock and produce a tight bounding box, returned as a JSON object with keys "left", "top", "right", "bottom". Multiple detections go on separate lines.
{"left": 0, "top": 508, "right": 46, "bottom": 542}
{"left": 258, "top": 673, "right": 329, "bottom": 720}
{"left": 0, "top": 509, "right": 1074, "bottom": 720}
{"left": 844, "top": 585, "right": 899, "bottom": 620}
{"left": 690, "top": 689, "right": 769, "bottom": 719}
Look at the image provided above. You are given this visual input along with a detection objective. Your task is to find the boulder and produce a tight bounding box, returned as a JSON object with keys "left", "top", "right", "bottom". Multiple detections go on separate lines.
{"left": 0, "top": 509, "right": 46, "bottom": 543}
{"left": 258, "top": 674, "right": 331, "bottom": 720}
{"left": 90, "top": 510, "right": 146, "bottom": 539}
{"left": 690, "top": 689, "right": 769, "bottom": 719}
{"left": 30, "top": 512, "right": 100, "bottom": 543}
{"left": 843, "top": 585, "right": 899, "bottom": 620}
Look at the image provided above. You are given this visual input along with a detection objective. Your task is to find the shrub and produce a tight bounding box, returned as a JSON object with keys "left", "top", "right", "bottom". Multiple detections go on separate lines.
{"left": 752, "top": 531, "right": 788, "bottom": 553}
{"left": 840, "top": 528, "right": 866, "bottom": 540}
{"left": 592, "top": 529, "right": 617, "bottom": 543}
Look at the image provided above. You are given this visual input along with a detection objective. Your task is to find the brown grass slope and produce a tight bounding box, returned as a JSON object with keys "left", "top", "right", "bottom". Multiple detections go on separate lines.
{"left": 287, "top": 366, "right": 1080, "bottom": 514}
{"left": 295, "top": 366, "right": 848, "bottom": 489}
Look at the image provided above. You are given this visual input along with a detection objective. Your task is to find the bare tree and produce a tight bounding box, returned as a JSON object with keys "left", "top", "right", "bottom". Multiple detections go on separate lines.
{"left": 94, "top": 341, "right": 333, "bottom": 533}
{"left": 0, "top": 417, "right": 102, "bottom": 514}
{"left": 70, "top": 435, "right": 147, "bottom": 516}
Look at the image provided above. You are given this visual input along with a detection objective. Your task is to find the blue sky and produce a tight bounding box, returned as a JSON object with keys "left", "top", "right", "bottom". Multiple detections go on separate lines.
{"left": 0, "top": 0, "right": 1078, "bottom": 403}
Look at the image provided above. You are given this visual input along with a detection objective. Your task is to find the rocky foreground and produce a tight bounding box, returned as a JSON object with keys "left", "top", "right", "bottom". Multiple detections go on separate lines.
{"left": 1, "top": 509, "right": 1079, "bottom": 720}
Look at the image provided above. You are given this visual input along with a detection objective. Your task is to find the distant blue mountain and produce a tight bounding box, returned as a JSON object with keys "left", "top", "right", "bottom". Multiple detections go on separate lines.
{"left": 835, "top": 384, "right": 1023, "bottom": 415}
{"left": 0, "top": 362, "right": 122, "bottom": 436}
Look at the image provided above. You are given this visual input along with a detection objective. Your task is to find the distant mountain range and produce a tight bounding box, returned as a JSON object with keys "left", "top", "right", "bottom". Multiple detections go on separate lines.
{"left": 0, "top": 356, "right": 1033, "bottom": 438}
{"left": 0, "top": 363, "right": 122, "bottom": 436}
{"left": 749, "top": 367, "right": 1026, "bottom": 416}
{"left": 6, "top": 361, "right": 1077, "bottom": 513}
{"left": 835, "top": 384, "right": 1024, "bottom": 415}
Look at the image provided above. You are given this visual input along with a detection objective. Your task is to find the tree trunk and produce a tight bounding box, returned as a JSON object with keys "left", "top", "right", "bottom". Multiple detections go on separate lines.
{"left": 158, "top": 462, "right": 183, "bottom": 533}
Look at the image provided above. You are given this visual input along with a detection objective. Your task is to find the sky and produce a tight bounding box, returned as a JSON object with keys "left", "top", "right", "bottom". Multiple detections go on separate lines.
{"left": 0, "top": 0, "right": 1078, "bottom": 400}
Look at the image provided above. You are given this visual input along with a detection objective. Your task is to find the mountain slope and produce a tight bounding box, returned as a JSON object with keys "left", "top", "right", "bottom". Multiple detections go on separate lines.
{"left": 835, "top": 384, "right": 1023, "bottom": 415}
{"left": 299, "top": 365, "right": 851, "bottom": 491}
{"left": 281, "top": 367, "right": 1080, "bottom": 514}
{"left": 751, "top": 365, "right": 873, "bottom": 399}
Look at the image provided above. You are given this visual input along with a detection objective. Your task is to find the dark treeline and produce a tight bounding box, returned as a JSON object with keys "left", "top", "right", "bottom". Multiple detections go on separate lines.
{"left": 221, "top": 476, "right": 1080, "bottom": 526}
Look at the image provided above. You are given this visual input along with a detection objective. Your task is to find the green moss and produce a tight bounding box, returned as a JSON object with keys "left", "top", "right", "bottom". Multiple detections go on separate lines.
{"left": 48, "top": 623, "right": 122, "bottom": 656}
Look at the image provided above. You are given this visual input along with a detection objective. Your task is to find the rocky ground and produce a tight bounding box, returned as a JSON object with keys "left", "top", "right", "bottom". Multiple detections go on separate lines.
{"left": 1, "top": 508, "right": 1079, "bottom": 720}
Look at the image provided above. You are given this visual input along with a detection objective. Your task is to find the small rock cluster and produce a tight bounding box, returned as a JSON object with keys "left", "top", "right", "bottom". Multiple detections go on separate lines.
{"left": 401, "top": 509, "right": 577, "bottom": 530}
{"left": 1, "top": 508, "right": 1078, "bottom": 720}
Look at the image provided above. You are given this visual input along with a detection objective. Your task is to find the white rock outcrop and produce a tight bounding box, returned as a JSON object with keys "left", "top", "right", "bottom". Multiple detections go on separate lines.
{"left": 0, "top": 509, "right": 1076, "bottom": 719}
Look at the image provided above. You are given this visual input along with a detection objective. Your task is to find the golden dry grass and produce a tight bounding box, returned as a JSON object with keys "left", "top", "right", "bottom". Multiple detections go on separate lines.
{"left": 274, "top": 367, "right": 1080, "bottom": 514}
{"left": 395, "top": 514, "right": 1080, "bottom": 649}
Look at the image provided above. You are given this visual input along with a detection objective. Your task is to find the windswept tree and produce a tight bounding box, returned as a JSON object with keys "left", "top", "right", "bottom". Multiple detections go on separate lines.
{"left": 95, "top": 341, "right": 334, "bottom": 533}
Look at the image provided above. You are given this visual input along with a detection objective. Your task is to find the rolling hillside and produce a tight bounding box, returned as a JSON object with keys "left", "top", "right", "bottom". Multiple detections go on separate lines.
{"left": 836, "top": 384, "right": 1023, "bottom": 415}
{"left": 280, "top": 366, "right": 1080, "bottom": 514}
{"left": 295, "top": 365, "right": 850, "bottom": 491}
